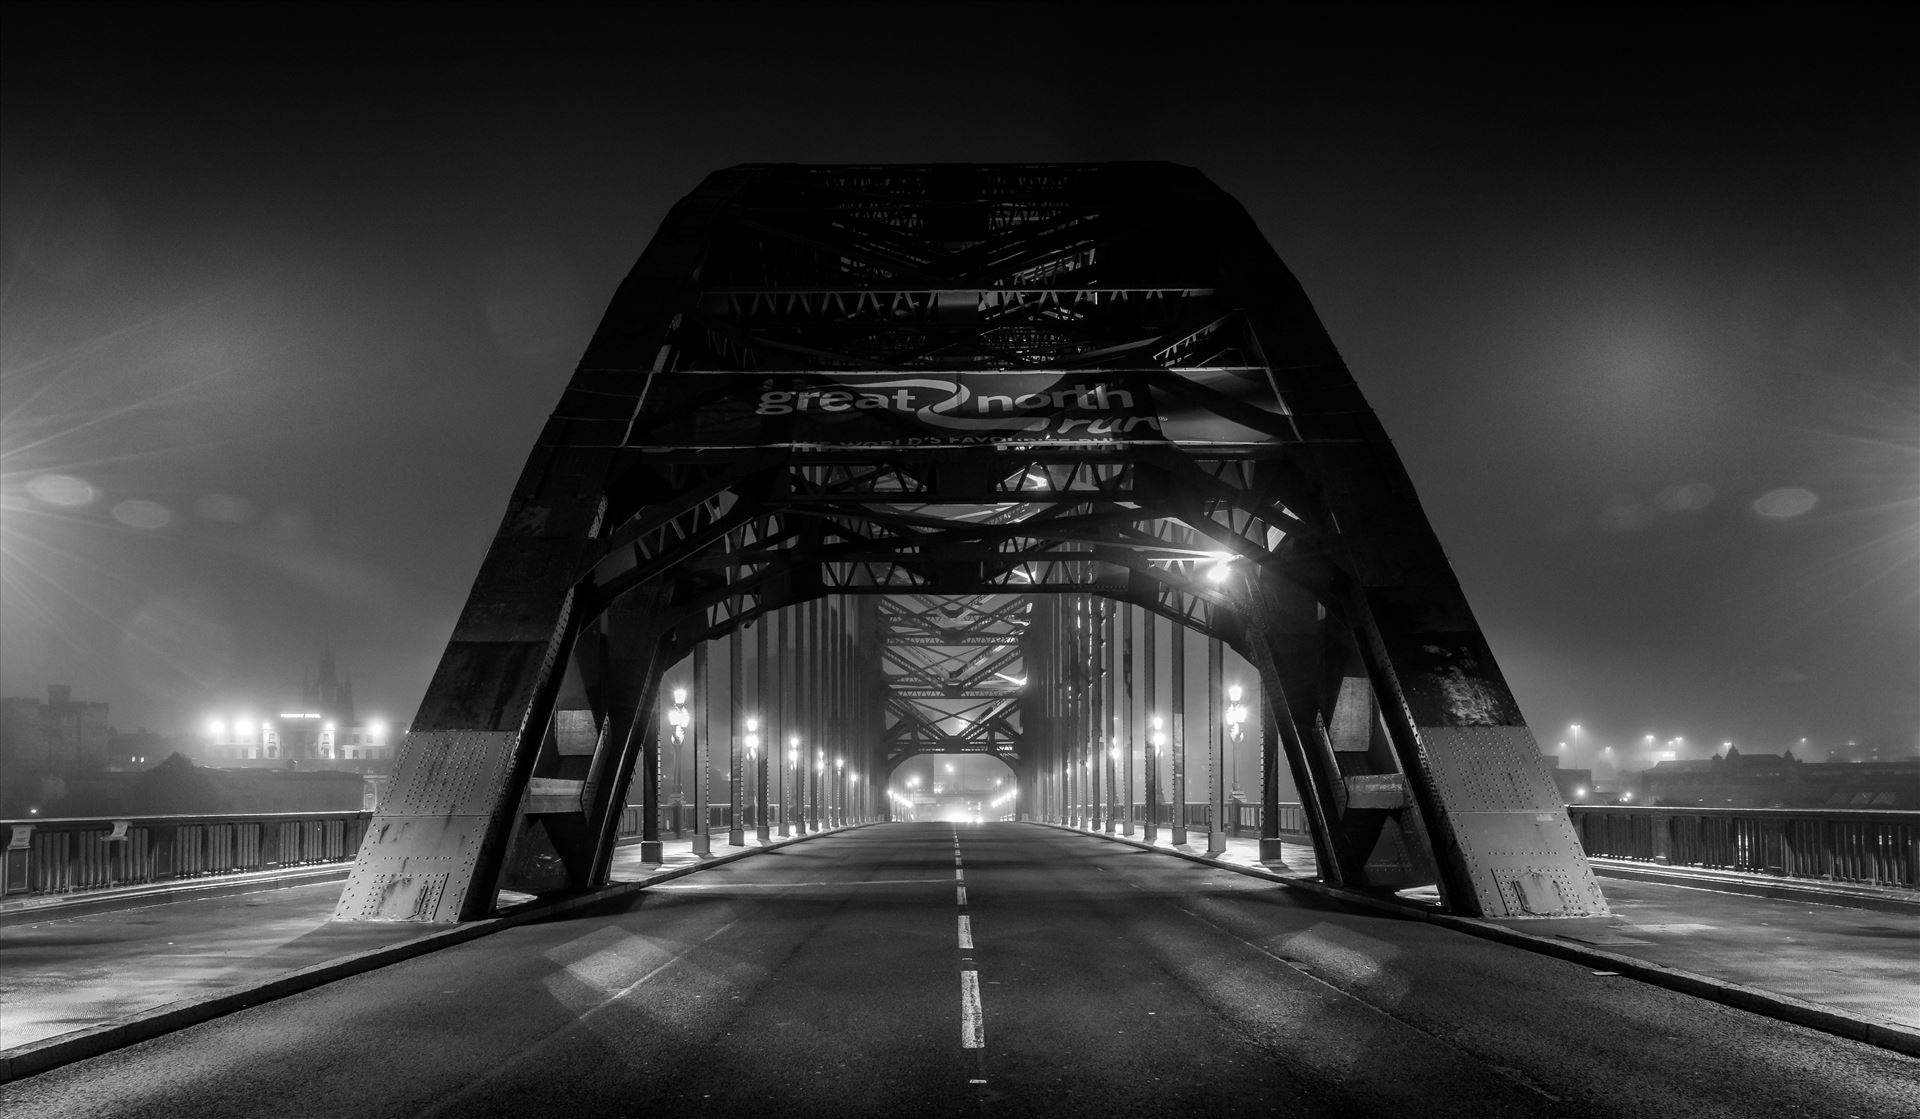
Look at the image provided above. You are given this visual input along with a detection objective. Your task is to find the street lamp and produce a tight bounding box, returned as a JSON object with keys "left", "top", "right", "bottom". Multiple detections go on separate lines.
{"left": 788, "top": 736, "right": 800, "bottom": 835}
{"left": 1224, "top": 684, "right": 1247, "bottom": 742}
{"left": 669, "top": 688, "right": 690, "bottom": 743}
{"left": 668, "top": 687, "right": 692, "bottom": 809}
{"left": 745, "top": 716, "right": 761, "bottom": 838}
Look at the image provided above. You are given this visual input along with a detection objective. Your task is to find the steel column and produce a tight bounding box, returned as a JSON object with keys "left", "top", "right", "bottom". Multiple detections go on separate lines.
{"left": 1122, "top": 603, "right": 1135, "bottom": 836}
{"left": 1171, "top": 622, "right": 1188, "bottom": 846}
{"left": 690, "top": 642, "right": 711, "bottom": 855}
{"left": 1207, "top": 637, "right": 1227, "bottom": 856}
{"left": 1144, "top": 609, "right": 1159, "bottom": 843}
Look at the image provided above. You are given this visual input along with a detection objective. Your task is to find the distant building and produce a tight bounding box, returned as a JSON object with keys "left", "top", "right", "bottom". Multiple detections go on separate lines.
{"left": 0, "top": 685, "right": 112, "bottom": 774}
{"left": 108, "top": 727, "right": 187, "bottom": 771}
{"left": 0, "top": 685, "right": 117, "bottom": 815}
{"left": 1546, "top": 761, "right": 1597, "bottom": 804}
{"left": 1636, "top": 745, "right": 1920, "bottom": 809}
{"left": 202, "top": 646, "right": 396, "bottom": 773}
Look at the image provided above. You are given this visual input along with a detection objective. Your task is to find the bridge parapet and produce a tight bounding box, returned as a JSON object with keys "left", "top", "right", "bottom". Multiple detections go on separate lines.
{"left": 1, "top": 811, "right": 370, "bottom": 899}
{"left": 1569, "top": 806, "right": 1918, "bottom": 889}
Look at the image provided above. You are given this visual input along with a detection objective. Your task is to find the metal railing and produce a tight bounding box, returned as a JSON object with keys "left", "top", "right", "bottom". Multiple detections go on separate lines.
{"left": 618, "top": 803, "right": 864, "bottom": 839}
{"left": 0, "top": 799, "right": 1319, "bottom": 901}
{"left": 1057, "top": 801, "right": 1310, "bottom": 839}
{"left": 2, "top": 811, "right": 371, "bottom": 898}
{"left": 1569, "top": 805, "right": 1919, "bottom": 889}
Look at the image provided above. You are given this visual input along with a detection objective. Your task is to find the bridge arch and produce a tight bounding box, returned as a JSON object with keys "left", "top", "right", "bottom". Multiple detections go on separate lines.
{"left": 336, "top": 163, "right": 1605, "bottom": 923}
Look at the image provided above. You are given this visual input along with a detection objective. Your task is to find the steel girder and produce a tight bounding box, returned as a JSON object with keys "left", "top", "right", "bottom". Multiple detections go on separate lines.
{"left": 876, "top": 595, "right": 1027, "bottom": 771}
{"left": 336, "top": 162, "right": 1607, "bottom": 922}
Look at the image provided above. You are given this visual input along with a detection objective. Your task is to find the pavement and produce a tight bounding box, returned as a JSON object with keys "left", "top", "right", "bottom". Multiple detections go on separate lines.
{"left": 4, "top": 822, "right": 1917, "bottom": 1118}
{"left": 1, "top": 819, "right": 1914, "bottom": 1083}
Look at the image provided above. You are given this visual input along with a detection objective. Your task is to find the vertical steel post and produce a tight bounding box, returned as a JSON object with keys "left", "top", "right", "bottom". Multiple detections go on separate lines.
{"left": 1103, "top": 600, "right": 1118, "bottom": 834}
{"left": 1098, "top": 602, "right": 1113, "bottom": 833}
{"left": 808, "top": 599, "right": 821, "bottom": 832}
{"left": 640, "top": 713, "right": 663, "bottom": 864}
{"left": 1074, "top": 596, "right": 1087, "bottom": 829}
{"left": 1122, "top": 603, "right": 1135, "bottom": 836}
{"left": 691, "top": 642, "right": 711, "bottom": 856}
{"left": 1090, "top": 597, "right": 1104, "bottom": 832}
{"left": 1144, "top": 609, "right": 1159, "bottom": 843}
{"left": 1171, "top": 622, "right": 1188, "bottom": 846}
{"left": 779, "top": 608, "right": 793, "bottom": 839}
{"left": 1207, "top": 637, "right": 1227, "bottom": 856}
{"left": 1072, "top": 596, "right": 1083, "bottom": 828}
{"left": 728, "top": 622, "right": 745, "bottom": 846}
{"left": 823, "top": 599, "right": 832, "bottom": 828}
{"left": 756, "top": 615, "right": 770, "bottom": 842}
{"left": 1260, "top": 697, "right": 1286, "bottom": 865}
{"left": 835, "top": 608, "right": 846, "bottom": 825}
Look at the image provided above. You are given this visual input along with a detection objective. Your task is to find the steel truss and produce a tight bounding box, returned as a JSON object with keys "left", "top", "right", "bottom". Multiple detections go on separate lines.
{"left": 336, "top": 163, "right": 1607, "bottom": 923}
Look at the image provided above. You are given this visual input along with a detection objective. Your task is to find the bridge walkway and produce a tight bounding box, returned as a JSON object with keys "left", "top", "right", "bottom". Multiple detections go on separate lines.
{"left": 1, "top": 824, "right": 1913, "bottom": 1079}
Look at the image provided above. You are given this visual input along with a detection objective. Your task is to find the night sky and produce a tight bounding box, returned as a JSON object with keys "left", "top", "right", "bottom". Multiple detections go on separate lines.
{"left": 3, "top": 3, "right": 1914, "bottom": 767}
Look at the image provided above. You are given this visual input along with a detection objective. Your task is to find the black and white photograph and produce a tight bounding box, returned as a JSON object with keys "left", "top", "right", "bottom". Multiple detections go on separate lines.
{"left": 2, "top": 3, "right": 1915, "bottom": 1115}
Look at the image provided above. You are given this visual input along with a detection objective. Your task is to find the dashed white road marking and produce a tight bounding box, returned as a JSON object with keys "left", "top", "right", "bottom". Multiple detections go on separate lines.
{"left": 960, "top": 969, "right": 985, "bottom": 1048}
{"left": 958, "top": 915, "right": 974, "bottom": 950}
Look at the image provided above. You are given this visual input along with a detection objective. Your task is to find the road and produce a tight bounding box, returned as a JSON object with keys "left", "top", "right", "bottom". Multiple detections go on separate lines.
{"left": 5, "top": 822, "right": 1914, "bottom": 1117}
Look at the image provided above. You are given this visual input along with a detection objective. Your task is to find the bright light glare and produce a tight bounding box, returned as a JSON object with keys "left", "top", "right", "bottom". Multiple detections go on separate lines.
{"left": 25, "top": 474, "right": 96, "bottom": 506}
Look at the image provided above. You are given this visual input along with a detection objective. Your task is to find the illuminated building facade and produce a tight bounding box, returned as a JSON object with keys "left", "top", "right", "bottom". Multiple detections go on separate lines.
{"left": 202, "top": 646, "right": 394, "bottom": 771}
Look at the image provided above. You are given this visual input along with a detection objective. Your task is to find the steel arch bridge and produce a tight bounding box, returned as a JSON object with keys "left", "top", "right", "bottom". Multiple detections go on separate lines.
{"left": 336, "top": 163, "right": 1607, "bottom": 923}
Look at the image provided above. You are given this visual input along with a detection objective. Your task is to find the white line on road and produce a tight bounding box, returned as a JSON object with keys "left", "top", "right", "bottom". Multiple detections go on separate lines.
{"left": 958, "top": 914, "right": 974, "bottom": 949}
{"left": 955, "top": 868, "right": 964, "bottom": 882}
{"left": 957, "top": 885, "right": 967, "bottom": 905}
{"left": 960, "top": 969, "right": 986, "bottom": 1048}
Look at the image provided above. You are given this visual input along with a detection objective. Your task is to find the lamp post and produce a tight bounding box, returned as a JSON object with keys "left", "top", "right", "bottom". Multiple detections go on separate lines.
{"left": 668, "top": 687, "right": 691, "bottom": 835}
{"left": 748, "top": 718, "right": 769, "bottom": 842}
{"left": 1225, "top": 682, "right": 1248, "bottom": 829}
{"left": 812, "top": 750, "right": 824, "bottom": 831}
{"left": 785, "top": 736, "right": 799, "bottom": 837}
{"left": 1146, "top": 715, "right": 1164, "bottom": 843}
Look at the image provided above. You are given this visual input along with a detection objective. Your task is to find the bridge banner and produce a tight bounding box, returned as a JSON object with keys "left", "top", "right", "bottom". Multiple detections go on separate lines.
{"left": 601, "top": 368, "right": 1298, "bottom": 450}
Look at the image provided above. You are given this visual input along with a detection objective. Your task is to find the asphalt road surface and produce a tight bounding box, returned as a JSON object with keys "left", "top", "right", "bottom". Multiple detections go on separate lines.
{"left": 5, "top": 822, "right": 1915, "bottom": 1118}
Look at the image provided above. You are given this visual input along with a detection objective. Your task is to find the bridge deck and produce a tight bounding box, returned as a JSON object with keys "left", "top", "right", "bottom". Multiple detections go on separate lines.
{"left": 2, "top": 824, "right": 1913, "bottom": 1079}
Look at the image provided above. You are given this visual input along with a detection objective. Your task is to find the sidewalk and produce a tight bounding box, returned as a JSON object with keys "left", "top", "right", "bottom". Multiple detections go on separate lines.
{"left": 3, "top": 821, "right": 1914, "bottom": 1080}
{"left": 1054, "top": 823, "right": 1920, "bottom": 1042}
{"left": 0, "top": 827, "right": 838, "bottom": 1063}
